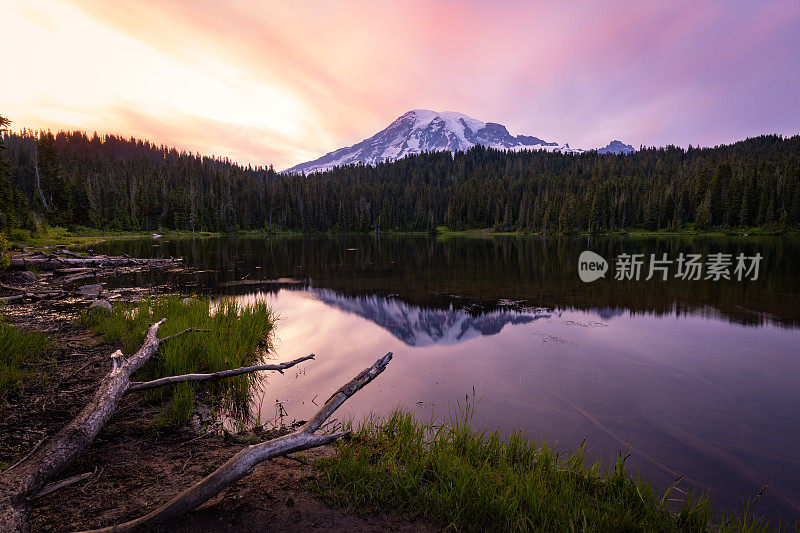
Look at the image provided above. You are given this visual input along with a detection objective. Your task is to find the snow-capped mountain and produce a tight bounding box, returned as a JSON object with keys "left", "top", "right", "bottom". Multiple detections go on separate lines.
{"left": 597, "top": 140, "right": 635, "bottom": 154}
{"left": 309, "top": 288, "right": 551, "bottom": 347}
{"left": 284, "top": 109, "right": 607, "bottom": 174}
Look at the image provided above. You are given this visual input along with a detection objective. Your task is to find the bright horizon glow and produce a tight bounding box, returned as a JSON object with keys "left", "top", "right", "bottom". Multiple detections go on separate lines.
{"left": 1, "top": 0, "right": 799, "bottom": 169}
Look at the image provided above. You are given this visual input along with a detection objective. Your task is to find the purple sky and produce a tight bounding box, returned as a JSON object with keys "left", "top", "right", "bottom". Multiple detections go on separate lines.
{"left": 2, "top": 0, "right": 799, "bottom": 167}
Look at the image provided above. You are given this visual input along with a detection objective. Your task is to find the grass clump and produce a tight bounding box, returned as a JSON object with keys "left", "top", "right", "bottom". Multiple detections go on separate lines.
{"left": 0, "top": 320, "right": 54, "bottom": 397}
{"left": 316, "top": 403, "right": 769, "bottom": 532}
{"left": 79, "top": 296, "right": 273, "bottom": 430}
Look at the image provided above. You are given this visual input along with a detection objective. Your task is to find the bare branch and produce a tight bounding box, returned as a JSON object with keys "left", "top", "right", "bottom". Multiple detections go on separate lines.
{"left": 82, "top": 353, "right": 393, "bottom": 533}
{"left": 0, "top": 282, "right": 27, "bottom": 293}
{"left": 304, "top": 351, "right": 392, "bottom": 434}
{"left": 4, "top": 438, "right": 47, "bottom": 472}
{"left": 30, "top": 471, "right": 93, "bottom": 501}
{"left": 126, "top": 354, "right": 316, "bottom": 394}
{"left": 157, "top": 327, "right": 211, "bottom": 344}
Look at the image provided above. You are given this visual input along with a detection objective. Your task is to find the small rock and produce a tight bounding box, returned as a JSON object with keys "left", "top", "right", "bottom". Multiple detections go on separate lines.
{"left": 182, "top": 297, "right": 197, "bottom": 306}
{"left": 89, "top": 299, "right": 112, "bottom": 312}
{"left": 79, "top": 284, "right": 104, "bottom": 297}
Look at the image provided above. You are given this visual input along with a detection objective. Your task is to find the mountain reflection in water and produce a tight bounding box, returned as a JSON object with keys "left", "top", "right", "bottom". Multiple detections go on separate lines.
{"left": 309, "top": 288, "right": 550, "bottom": 346}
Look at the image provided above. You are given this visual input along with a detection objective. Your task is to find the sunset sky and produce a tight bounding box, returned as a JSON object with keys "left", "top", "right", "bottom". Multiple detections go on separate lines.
{"left": 2, "top": 0, "right": 799, "bottom": 169}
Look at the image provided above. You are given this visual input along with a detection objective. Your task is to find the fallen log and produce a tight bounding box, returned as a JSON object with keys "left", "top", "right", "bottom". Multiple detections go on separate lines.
{"left": 52, "top": 267, "right": 98, "bottom": 277}
{"left": 83, "top": 352, "right": 393, "bottom": 533}
{"left": 7, "top": 255, "right": 181, "bottom": 272}
{"left": 0, "top": 319, "right": 169, "bottom": 532}
{"left": 0, "top": 282, "right": 27, "bottom": 292}
{"left": 0, "top": 321, "right": 315, "bottom": 533}
{"left": 61, "top": 272, "right": 100, "bottom": 284}
{"left": 54, "top": 249, "right": 89, "bottom": 259}
{"left": 0, "top": 291, "right": 69, "bottom": 304}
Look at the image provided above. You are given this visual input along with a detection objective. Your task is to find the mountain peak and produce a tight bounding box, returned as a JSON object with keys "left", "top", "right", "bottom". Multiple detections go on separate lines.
{"left": 597, "top": 139, "right": 635, "bottom": 154}
{"left": 284, "top": 110, "right": 631, "bottom": 174}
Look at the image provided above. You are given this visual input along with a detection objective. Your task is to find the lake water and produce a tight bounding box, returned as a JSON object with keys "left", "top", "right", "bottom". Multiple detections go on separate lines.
{"left": 90, "top": 235, "right": 800, "bottom": 523}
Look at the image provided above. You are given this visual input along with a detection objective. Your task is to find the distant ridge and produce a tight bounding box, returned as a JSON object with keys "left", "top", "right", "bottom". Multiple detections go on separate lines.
{"left": 597, "top": 140, "right": 635, "bottom": 154}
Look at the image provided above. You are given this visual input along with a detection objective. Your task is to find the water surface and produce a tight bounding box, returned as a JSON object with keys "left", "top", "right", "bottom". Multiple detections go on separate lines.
{"left": 91, "top": 235, "right": 800, "bottom": 522}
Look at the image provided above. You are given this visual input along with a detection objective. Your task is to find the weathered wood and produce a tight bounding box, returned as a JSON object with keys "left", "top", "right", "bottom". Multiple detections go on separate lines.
{"left": 0, "top": 282, "right": 27, "bottom": 292}
{"left": 83, "top": 352, "right": 393, "bottom": 533}
{"left": 127, "top": 354, "right": 315, "bottom": 393}
{"left": 0, "top": 291, "right": 69, "bottom": 304}
{"left": 156, "top": 327, "right": 211, "bottom": 345}
{"left": 7, "top": 255, "right": 181, "bottom": 272}
{"left": 53, "top": 249, "right": 88, "bottom": 259}
{"left": 0, "top": 320, "right": 167, "bottom": 533}
{"left": 52, "top": 267, "right": 98, "bottom": 277}
{"left": 30, "top": 471, "right": 94, "bottom": 501}
{"left": 0, "top": 323, "right": 318, "bottom": 533}
{"left": 62, "top": 272, "right": 99, "bottom": 284}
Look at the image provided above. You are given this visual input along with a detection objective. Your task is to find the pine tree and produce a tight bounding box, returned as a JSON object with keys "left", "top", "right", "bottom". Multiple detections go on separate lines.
{"left": 695, "top": 197, "right": 711, "bottom": 231}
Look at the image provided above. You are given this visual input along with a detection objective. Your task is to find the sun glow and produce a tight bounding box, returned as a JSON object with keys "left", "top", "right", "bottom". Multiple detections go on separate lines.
{"left": 2, "top": 0, "right": 798, "bottom": 169}
{"left": 1, "top": 0, "right": 311, "bottom": 165}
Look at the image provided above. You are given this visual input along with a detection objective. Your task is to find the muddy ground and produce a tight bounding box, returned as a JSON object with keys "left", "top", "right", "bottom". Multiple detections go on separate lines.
{"left": 1, "top": 291, "right": 433, "bottom": 532}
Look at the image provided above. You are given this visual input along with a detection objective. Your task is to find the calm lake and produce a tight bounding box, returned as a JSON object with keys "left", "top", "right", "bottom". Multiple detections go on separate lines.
{"left": 89, "top": 235, "right": 800, "bottom": 523}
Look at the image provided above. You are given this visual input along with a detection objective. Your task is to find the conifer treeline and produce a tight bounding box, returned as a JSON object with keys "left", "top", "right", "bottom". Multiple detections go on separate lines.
{"left": 1, "top": 128, "right": 799, "bottom": 234}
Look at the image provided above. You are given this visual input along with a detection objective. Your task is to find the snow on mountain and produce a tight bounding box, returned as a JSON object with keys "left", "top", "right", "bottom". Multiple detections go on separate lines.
{"left": 284, "top": 109, "right": 596, "bottom": 174}
{"left": 597, "top": 140, "right": 635, "bottom": 154}
{"left": 309, "top": 288, "right": 551, "bottom": 347}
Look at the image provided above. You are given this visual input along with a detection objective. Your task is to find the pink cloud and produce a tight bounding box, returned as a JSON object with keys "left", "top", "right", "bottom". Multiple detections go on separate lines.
{"left": 11, "top": 0, "right": 800, "bottom": 167}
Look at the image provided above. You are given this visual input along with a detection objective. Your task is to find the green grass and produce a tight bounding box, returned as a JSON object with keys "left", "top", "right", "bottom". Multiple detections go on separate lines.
{"left": 78, "top": 296, "right": 274, "bottom": 430}
{"left": 0, "top": 321, "right": 54, "bottom": 397}
{"left": 315, "top": 403, "right": 771, "bottom": 532}
{"left": 4, "top": 225, "right": 220, "bottom": 251}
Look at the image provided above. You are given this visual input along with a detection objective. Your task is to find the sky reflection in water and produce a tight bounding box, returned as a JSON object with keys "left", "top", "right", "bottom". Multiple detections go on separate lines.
{"left": 90, "top": 235, "right": 800, "bottom": 522}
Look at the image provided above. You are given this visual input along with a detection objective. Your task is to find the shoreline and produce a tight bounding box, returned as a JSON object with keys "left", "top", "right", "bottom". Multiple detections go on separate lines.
{"left": 0, "top": 270, "right": 431, "bottom": 532}
{"left": 6, "top": 225, "right": 798, "bottom": 254}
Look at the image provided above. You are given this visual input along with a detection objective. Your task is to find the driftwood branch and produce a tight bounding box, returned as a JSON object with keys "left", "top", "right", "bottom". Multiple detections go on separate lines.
{"left": 127, "top": 354, "right": 316, "bottom": 393}
{"left": 157, "top": 327, "right": 211, "bottom": 345}
{"left": 54, "top": 249, "right": 88, "bottom": 259}
{"left": 30, "top": 471, "right": 94, "bottom": 501}
{"left": 83, "top": 352, "right": 393, "bottom": 533}
{"left": 7, "top": 254, "right": 181, "bottom": 272}
{"left": 0, "top": 320, "right": 319, "bottom": 533}
{"left": 0, "top": 282, "right": 27, "bottom": 293}
{"left": 0, "top": 292, "right": 68, "bottom": 305}
{"left": 0, "top": 319, "right": 168, "bottom": 532}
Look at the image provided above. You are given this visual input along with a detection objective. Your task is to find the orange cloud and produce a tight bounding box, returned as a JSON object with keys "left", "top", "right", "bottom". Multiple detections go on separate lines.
{"left": 2, "top": 0, "right": 798, "bottom": 169}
